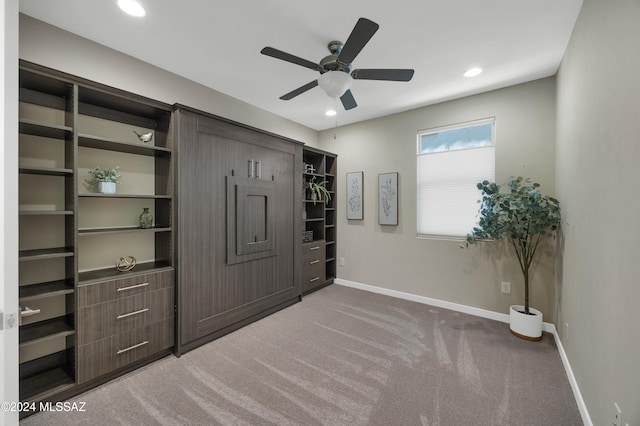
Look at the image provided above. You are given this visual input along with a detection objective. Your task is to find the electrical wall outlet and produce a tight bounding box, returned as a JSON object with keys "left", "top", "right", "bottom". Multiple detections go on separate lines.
{"left": 501, "top": 281, "right": 511, "bottom": 294}
{"left": 613, "top": 402, "right": 622, "bottom": 426}
{"left": 339, "top": 257, "right": 345, "bottom": 267}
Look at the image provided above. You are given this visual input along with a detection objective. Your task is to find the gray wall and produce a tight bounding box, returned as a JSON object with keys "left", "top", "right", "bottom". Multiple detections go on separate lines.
{"left": 556, "top": 0, "right": 640, "bottom": 424}
{"left": 19, "top": 15, "right": 318, "bottom": 147}
{"left": 318, "top": 77, "right": 559, "bottom": 322}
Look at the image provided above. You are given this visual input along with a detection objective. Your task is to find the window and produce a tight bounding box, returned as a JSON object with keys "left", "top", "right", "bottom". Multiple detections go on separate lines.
{"left": 417, "top": 118, "right": 495, "bottom": 239}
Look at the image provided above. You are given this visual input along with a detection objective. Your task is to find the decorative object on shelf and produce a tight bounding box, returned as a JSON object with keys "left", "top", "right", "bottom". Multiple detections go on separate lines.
{"left": 304, "top": 163, "right": 316, "bottom": 174}
{"left": 115, "top": 255, "right": 137, "bottom": 272}
{"left": 346, "top": 171, "right": 364, "bottom": 220}
{"left": 307, "top": 176, "right": 331, "bottom": 205}
{"left": 463, "top": 176, "right": 561, "bottom": 340}
{"left": 303, "top": 230, "right": 314, "bottom": 243}
{"left": 139, "top": 207, "right": 153, "bottom": 229}
{"left": 88, "top": 165, "right": 121, "bottom": 194}
{"left": 133, "top": 130, "right": 154, "bottom": 143}
{"left": 378, "top": 172, "right": 398, "bottom": 226}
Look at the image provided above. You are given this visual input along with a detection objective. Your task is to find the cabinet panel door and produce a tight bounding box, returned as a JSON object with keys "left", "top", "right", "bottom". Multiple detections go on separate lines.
{"left": 177, "top": 110, "right": 301, "bottom": 349}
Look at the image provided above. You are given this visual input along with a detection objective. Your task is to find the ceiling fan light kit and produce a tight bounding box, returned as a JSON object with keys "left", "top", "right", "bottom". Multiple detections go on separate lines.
{"left": 318, "top": 71, "right": 353, "bottom": 99}
{"left": 261, "top": 17, "right": 415, "bottom": 111}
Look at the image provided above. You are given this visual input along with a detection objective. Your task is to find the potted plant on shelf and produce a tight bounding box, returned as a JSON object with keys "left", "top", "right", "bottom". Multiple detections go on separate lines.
{"left": 464, "top": 176, "right": 561, "bottom": 340}
{"left": 88, "top": 166, "right": 121, "bottom": 194}
{"left": 307, "top": 176, "right": 332, "bottom": 205}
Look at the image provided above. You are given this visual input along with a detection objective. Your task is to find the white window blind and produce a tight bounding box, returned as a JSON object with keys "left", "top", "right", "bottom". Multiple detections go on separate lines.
{"left": 417, "top": 119, "right": 495, "bottom": 239}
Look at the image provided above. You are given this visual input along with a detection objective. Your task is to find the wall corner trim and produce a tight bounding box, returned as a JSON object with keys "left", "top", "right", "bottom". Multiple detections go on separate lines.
{"left": 333, "top": 278, "right": 592, "bottom": 425}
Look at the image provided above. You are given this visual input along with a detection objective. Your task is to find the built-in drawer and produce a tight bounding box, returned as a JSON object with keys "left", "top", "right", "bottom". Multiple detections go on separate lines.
{"left": 302, "top": 240, "right": 325, "bottom": 256}
{"left": 77, "top": 317, "right": 173, "bottom": 384}
{"left": 302, "top": 241, "right": 325, "bottom": 291}
{"left": 77, "top": 269, "right": 174, "bottom": 307}
{"left": 77, "top": 286, "right": 174, "bottom": 345}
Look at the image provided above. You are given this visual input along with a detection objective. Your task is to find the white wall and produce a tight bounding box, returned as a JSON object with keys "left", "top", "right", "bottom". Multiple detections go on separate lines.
{"left": 1, "top": 1, "right": 20, "bottom": 425}
{"left": 556, "top": 0, "right": 640, "bottom": 424}
{"left": 318, "top": 77, "right": 559, "bottom": 322}
{"left": 19, "top": 15, "right": 318, "bottom": 147}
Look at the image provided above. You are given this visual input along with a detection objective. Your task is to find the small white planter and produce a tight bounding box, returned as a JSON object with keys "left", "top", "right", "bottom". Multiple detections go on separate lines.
{"left": 510, "top": 305, "right": 543, "bottom": 340}
{"left": 99, "top": 182, "right": 117, "bottom": 194}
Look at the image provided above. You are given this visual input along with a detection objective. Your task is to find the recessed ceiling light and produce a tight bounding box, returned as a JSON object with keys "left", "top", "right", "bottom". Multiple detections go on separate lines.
{"left": 325, "top": 109, "right": 337, "bottom": 117}
{"left": 464, "top": 67, "right": 482, "bottom": 78}
{"left": 118, "top": 0, "right": 146, "bottom": 17}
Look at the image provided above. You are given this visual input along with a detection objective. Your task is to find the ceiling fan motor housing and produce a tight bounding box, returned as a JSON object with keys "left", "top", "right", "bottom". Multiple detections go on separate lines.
{"left": 320, "top": 41, "right": 351, "bottom": 73}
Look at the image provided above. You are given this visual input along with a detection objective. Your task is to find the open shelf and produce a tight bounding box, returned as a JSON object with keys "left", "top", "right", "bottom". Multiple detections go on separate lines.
{"left": 78, "top": 193, "right": 171, "bottom": 199}
{"left": 78, "top": 226, "right": 171, "bottom": 236}
{"left": 19, "top": 317, "right": 75, "bottom": 348}
{"left": 19, "top": 165, "right": 73, "bottom": 176}
{"left": 19, "top": 367, "right": 75, "bottom": 402}
{"left": 19, "top": 247, "right": 75, "bottom": 262}
{"left": 78, "top": 260, "right": 173, "bottom": 285}
{"left": 19, "top": 279, "right": 75, "bottom": 302}
{"left": 19, "top": 349, "right": 75, "bottom": 402}
{"left": 78, "top": 133, "right": 171, "bottom": 157}
{"left": 20, "top": 210, "right": 73, "bottom": 216}
{"left": 19, "top": 119, "right": 72, "bottom": 139}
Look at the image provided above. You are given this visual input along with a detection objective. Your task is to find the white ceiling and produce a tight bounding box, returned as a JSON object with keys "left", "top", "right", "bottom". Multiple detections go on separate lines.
{"left": 19, "top": 0, "right": 583, "bottom": 131}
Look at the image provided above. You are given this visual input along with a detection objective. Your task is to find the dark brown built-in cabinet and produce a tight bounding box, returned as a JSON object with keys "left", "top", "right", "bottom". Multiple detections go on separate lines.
{"left": 174, "top": 106, "right": 303, "bottom": 354}
{"left": 18, "top": 61, "right": 174, "bottom": 408}
{"left": 302, "top": 147, "right": 337, "bottom": 294}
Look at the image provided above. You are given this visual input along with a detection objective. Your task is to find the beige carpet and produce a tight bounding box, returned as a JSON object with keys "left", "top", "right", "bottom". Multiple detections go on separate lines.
{"left": 21, "top": 285, "right": 582, "bottom": 425}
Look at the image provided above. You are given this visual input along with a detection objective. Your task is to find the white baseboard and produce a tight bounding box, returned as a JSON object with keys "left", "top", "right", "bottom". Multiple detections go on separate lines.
{"left": 547, "top": 325, "right": 593, "bottom": 426}
{"left": 334, "top": 278, "right": 592, "bottom": 426}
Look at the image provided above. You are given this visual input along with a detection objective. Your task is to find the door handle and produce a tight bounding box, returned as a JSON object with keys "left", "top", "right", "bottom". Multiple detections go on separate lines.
{"left": 248, "top": 160, "right": 254, "bottom": 178}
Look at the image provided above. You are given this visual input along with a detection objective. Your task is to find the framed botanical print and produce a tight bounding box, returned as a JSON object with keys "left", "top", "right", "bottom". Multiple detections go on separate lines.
{"left": 346, "top": 171, "right": 364, "bottom": 220}
{"left": 378, "top": 172, "right": 398, "bottom": 225}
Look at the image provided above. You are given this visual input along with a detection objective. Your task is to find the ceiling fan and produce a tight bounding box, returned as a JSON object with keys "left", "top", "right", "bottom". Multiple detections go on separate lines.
{"left": 260, "top": 17, "right": 415, "bottom": 111}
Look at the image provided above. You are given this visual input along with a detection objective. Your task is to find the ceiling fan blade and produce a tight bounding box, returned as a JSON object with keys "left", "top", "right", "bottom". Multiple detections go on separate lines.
{"left": 261, "top": 47, "right": 322, "bottom": 72}
{"left": 351, "top": 69, "right": 415, "bottom": 81}
{"left": 337, "top": 18, "right": 379, "bottom": 65}
{"left": 280, "top": 80, "right": 319, "bottom": 100}
{"left": 340, "top": 90, "right": 357, "bottom": 110}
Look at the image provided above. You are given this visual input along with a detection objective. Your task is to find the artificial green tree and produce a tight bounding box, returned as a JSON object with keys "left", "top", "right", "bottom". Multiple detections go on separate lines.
{"left": 465, "top": 177, "right": 561, "bottom": 314}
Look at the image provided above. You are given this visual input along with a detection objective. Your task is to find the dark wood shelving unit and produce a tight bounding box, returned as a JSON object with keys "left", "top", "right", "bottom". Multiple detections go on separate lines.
{"left": 18, "top": 63, "right": 77, "bottom": 407}
{"left": 302, "top": 147, "right": 337, "bottom": 294}
{"left": 18, "top": 60, "right": 175, "bottom": 407}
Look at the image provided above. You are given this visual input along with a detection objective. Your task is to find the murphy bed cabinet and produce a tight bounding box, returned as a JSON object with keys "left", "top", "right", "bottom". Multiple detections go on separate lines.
{"left": 18, "top": 61, "right": 174, "bottom": 405}
{"left": 302, "top": 147, "right": 337, "bottom": 294}
{"left": 174, "top": 106, "right": 303, "bottom": 354}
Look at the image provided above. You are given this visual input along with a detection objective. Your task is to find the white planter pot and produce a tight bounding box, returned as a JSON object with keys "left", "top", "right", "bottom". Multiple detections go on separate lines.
{"left": 509, "top": 305, "right": 543, "bottom": 341}
{"left": 99, "top": 182, "right": 116, "bottom": 194}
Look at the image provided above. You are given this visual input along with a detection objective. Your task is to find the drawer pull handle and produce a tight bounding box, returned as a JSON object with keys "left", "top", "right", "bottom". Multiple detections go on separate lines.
{"left": 117, "top": 340, "right": 149, "bottom": 355}
{"left": 309, "top": 260, "right": 320, "bottom": 265}
{"left": 20, "top": 306, "right": 41, "bottom": 317}
{"left": 309, "top": 246, "right": 320, "bottom": 251}
{"left": 117, "top": 308, "right": 149, "bottom": 319}
{"left": 309, "top": 277, "right": 320, "bottom": 283}
{"left": 116, "top": 282, "right": 149, "bottom": 292}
